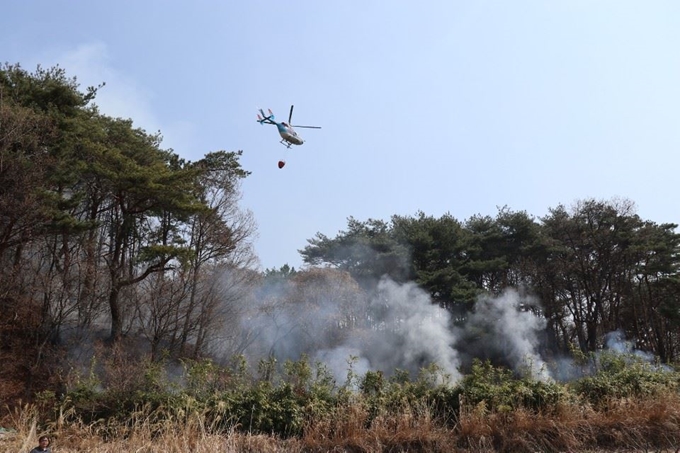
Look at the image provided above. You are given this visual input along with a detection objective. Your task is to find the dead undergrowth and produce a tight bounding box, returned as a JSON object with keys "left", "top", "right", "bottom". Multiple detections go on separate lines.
{"left": 2, "top": 392, "right": 679, "bottom": 453}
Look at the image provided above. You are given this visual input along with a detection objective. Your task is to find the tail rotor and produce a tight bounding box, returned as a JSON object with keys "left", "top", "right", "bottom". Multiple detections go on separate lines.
{"left": 257, "top": 108, "right": 275, "bottom": 124}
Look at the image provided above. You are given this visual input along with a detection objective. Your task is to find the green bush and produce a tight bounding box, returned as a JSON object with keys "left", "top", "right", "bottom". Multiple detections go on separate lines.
{"left": 203, "top": 357, "right": 339, "bottom": 437}
{"left": 572, "top": 352, "right": 679, "bottom": 406}
{"left": 459, "top": 359, "right": 566, "bottom": 413}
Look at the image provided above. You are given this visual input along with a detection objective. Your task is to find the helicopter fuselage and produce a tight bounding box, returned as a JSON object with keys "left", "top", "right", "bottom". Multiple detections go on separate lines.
{"left": 276, "top": 122, "right": 303, "bottom": 146}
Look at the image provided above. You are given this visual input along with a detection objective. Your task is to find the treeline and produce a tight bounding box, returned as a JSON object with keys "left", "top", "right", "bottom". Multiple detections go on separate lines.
{"left": 0, "top": 64, "right": 259, "bottom": 400}
{"left": 300, "top": 202, "right": 680, "bottom": 362}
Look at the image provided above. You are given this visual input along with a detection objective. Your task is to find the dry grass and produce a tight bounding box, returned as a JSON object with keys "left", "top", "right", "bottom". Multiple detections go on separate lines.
{"left": 301, "top": 401, "right": 455, "bottom": 452}
{"left": 0, "top": 404, "right": 304, "bottom": 453}
{"left": 456, "top": 392, "right": 680, "bottom": 452}
{"left": 2, "top": 393, "right": 680, "bottom": 452}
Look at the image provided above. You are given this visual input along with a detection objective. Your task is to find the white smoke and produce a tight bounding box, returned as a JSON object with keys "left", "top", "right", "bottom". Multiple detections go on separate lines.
{"left": 237, "top": 275, "right": 462, "bottom": 383}
{"left": 350, "top": 277, "right": 462, "bottom": 383}
{"left": 464, "top": 289, "right": 551, "bottom": 382}
{"left": 235, "top": 273, "right": 557, "bottom": 385}
{"left": 603, "top": 330, "right": 671, "bottom": 372}
{"left": 604, "top": 330, "right": 653, "bottom": 360}
{"left": 548, "top": 330, "right": 673, "bottom": 381}
{"left": 313, "top": 346, "right": 371, "bottom": 388}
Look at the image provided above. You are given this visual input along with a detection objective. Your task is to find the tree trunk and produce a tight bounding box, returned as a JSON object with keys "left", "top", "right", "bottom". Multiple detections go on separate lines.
{"left": 109, "top": 284, "right": 122, "bottom": 342}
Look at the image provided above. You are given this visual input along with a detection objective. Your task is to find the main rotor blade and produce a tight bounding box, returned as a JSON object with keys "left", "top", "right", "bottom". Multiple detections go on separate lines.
{"left": 291, "top": 125, "right": 321, "bottom": 129}
{"left": 288, "top": 105, "right": 294, "bottom": 124}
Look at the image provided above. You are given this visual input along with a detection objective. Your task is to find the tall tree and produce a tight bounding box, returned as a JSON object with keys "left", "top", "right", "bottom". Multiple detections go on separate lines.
{"left": 0, "top": 63, "right": 101, "bottom": 399}
{"left": 463, "top": 214, "right": 507, "bottom": 293}
{"left": 300, "top": 217, "right": 411, "bottom": 285}
{"left": 392, "top": 212, "right": 477, "bottom": 313}
{"left": 176, "top": 150, "right": 256, "bottom": 356}
{"left": 540, "top": 199, "right": 644, "bottom": 352}
{"left": 0, "top": 64, "right": 94, "bottom": 270}
{"left": 623, "top": 220, "right": 680, "bottom": 362}
{"left": 90, "top": 115, "right": 204, "bottom": 341}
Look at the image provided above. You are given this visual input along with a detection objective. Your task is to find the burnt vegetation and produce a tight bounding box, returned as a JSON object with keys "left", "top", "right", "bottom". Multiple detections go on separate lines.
{"left": 1, "top": 64, "right": 680, "bottom": 452}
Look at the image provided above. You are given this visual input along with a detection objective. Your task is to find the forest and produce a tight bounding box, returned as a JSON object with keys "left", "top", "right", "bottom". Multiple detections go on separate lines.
{"left": 1, "top": 64, "right": 680, "bottom": 452}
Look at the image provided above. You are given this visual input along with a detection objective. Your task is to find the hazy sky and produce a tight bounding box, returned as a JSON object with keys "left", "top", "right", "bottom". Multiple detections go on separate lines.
{"left": 3, "top": 1, "right": 679, "bottom": 270}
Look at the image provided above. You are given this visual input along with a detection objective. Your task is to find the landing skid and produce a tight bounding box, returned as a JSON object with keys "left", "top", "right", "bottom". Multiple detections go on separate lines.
{"left": 280, "top": 139, "right": 292, "bottom": 149}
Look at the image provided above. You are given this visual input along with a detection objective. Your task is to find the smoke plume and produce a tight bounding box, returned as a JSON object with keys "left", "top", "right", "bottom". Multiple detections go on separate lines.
{"left": 236, "top": 272, "right": 552, "bottom": 384}
{"left": 461, "top": 289, "right": 551, "bottom": 382}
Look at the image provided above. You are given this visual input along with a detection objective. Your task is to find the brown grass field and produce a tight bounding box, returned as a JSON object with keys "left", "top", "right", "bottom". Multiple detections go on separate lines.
{"left": 2, "top": 393, "right": 679, "bottom": 453}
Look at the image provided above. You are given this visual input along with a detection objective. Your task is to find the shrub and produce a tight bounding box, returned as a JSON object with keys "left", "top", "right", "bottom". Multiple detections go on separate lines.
{"left": 459, "top": 359, "right": 566, "bottom": 413}
{"left": 572, "top": 351, "right": 679, "bottom": 406}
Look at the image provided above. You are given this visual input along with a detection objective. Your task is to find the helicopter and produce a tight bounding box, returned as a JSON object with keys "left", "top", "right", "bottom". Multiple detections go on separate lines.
{"left": 257, "top": 105, "right": 321, "bottom": 168}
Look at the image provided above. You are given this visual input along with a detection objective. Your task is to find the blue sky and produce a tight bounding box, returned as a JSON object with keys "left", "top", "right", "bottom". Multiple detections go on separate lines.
{"left": 3, "top": 1, "right": 679, "bottom": 270}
